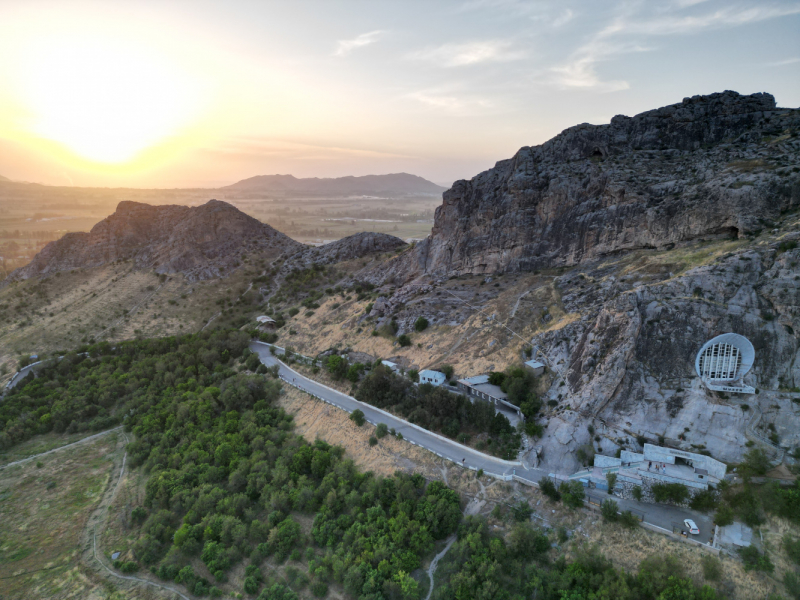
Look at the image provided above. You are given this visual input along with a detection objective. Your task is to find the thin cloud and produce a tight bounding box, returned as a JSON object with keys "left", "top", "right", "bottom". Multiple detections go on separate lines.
{"left": 334, "top": 30, "right": 385, "bottom": 57}
{"left": 409, "top": 40, "right": 525, "bottom": 67}
{"left": 608, "top": 4, "right": 800, "bottom": 37}
{"left": 767, "top": 57, "right": 800, "bottom": 66}
{"left": 552, "top": 9, "right": 575, "bottom": 27}
{"left": 550, "top": 3, "right": 800, "bottom": 91}
{"left": 407, "top": 90, "right": 493, "bottom": 115}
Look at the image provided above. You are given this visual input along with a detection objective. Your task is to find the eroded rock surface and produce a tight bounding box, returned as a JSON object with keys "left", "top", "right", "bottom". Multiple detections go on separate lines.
{"left": 5, "top": 199, "right": 303, "bottom": 283}
{"left": 371, "top": 91, "right": 799, "bottom": 283}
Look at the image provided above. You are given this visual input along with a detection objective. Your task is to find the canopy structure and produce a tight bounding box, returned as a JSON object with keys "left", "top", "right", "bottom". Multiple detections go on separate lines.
{"left": 695, "top": 333, "right": 755, "bottom": 394}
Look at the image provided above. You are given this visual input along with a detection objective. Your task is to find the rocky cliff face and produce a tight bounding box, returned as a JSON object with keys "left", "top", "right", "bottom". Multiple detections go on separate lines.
{"left": 532, "top": 232, "right": 800, "bottom": 471}
{"left": 373, "top": 91, "right": 799, "bottom": 284}
{"left": 5, "top": 199, "right": 304, "bottom": 283}
{"left": 283, "top": 232, "right": 406, "bottom": 273}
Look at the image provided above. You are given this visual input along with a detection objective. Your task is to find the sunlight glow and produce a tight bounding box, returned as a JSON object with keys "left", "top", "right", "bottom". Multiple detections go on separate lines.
{"left": 20, "top": 37, "right": 202, "bottom": 163}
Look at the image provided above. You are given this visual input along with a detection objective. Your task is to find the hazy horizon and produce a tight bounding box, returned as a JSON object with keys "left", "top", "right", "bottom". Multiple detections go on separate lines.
{"left": 0, "top": 0, "right": 798, "bottom": 189}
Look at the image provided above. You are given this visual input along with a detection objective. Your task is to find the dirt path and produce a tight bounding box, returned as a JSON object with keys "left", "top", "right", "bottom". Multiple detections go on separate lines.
{"left": 0, "top": 426, "right": 123, "bottom": 470}
{"left": 425, "top": 535, "right": 456, "bottom": 600}
{"left": 78, "top": 429, "right": 190, "bottom": 599}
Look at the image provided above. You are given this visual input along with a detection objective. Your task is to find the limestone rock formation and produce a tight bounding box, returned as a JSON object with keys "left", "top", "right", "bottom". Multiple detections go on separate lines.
{"left": 372, "top": 91, "right": 799, "bottom": 283}
{"left": 5, "top": 199, "right": 304, "bottom": 283}
{"left": 283, "top": 232, "right": 406, "bottom": 273}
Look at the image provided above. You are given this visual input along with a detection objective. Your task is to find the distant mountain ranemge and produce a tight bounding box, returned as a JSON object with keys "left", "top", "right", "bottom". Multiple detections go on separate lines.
{"left": 222, "top": 173, "right": 446, "bottom": 196}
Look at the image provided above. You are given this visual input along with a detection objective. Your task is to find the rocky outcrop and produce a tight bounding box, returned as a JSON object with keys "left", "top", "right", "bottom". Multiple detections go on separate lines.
{"left": 533, "top": 233, "right": 800, "bottom": 472}
{"left": 372, "top": 91, "right": 800, "bottom": 282}
{"left": 285, "top": 232, "right": 406, "bottom": 271}
{"left": 5, "top": 199, "right": 304, "bottom": 283}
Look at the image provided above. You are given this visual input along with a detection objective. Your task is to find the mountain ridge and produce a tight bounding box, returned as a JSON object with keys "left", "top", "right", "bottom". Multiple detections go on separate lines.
{"left": 3, "top": 199, "right": 305, "bottom": 284}
{"left": 368, "top": 90, "right": 800, "bottom": 285}
{"left": 224, "top": 172, "right": 446, "bottom": 196}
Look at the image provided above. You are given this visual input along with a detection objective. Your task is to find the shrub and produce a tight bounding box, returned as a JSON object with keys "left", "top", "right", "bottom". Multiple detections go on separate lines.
{"left": 785, "top": 572, "right": 800, "bottom": 600}
{"left": 559, "top": 480, "right": 585, "bottom": 509}
{"left": 601, "top": 499, "right": 619, "bottom": 522}
{"left": 120, "top": 561, "right": 139, "bottom": 573}
{"left": 619, "top": 510, "right": 639, "bottom": 529}
{"left": 740, "top": 447, "right": 770, "bottom": 478}
{"left": 244, "top": 575, "right": 260, "bottom": 594}
{"left": 414, "top": 317, "right": 429, "bottom": 332}
{"left": 606, "top": 472, "right": 617, "bottom": 494}
{"left": 349, "top": 409, "right": 365, "bottom": 427}
{"left": 784, "top": 534, "right": 800, "bottom": 565}
{"left": 525, "top": 422, "right": 544, "bottom": 438}
{"left": 407, "top": 369, "right": 419, "bottom": 382}
{"left": 700, "top": 555, "right": 722, "bottom": 581}
{"left": 652, "top": 483, "right": 689, "bottom": 504}
{"left": 738, "top": 546, "right": 774, "bottom": 572}
{"left": 439, "top": 364, "right": 454, "bottom": 379}
{"left": 397, "top": 334, "right": 411, "bottom": 347}
{"left": 632, "top": 485, "right": 643, "bottom": 501}
{"left": 310, "top": 581, "right": 328, "bottom": 597}
{"left": 539, "top": 477, "right": 561, "bottom": 502}
{"left": 368, "top": 436, "right": 378, "bottom": 447}
{"left": 512, "top": 501, "right": 532, "bottom": 522}
{"left": 375, "top": 423, "right": 389, "bottom": 439}
{"left": 689, "top": 489, "right": 718, "bottom": 512}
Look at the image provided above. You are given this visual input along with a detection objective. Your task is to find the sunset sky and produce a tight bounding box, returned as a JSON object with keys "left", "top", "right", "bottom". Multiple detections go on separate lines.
{"left": 0, "top": 0, "right": 798, "bottom": 188}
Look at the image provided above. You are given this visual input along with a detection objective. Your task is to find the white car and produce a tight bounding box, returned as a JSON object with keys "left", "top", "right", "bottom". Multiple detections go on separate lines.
{"left": 684, "top": 519, "right": 700, "bottom": 535}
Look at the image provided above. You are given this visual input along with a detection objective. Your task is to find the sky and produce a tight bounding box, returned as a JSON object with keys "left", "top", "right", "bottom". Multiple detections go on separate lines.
{"left": 0, "top": 0, "right": 798, "bottom": 189}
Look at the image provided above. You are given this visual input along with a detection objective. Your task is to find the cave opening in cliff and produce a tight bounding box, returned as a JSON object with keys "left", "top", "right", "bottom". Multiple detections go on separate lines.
{"left": 591, "top": 148, "right": 604, "bottom": 158}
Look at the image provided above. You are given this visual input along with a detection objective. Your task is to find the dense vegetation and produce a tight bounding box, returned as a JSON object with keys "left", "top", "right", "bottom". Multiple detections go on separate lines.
{"left": 355, "top": 364, "right": 521, "bottom": 459}
{"left": 434, "top": 516, "right": 725, "bottom": 600}
{"left": 2, "top": 332, "right": 461, "bottom": 599}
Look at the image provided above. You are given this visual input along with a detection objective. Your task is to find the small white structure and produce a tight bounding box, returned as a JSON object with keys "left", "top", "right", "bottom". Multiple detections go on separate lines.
{"left": 381, "top": 360, "right": 401, "bottom": 374}
{"left": 695, "top": 333, "right": 755, "bottom": 394}
{"left": 524, "top": 359, "right": 545, "bottom": 376}
{"left": 419, "top": 370, "right": 446, "bottom": 386}
{"left": 256, "top": 315, "right": 276, "bottom": 325}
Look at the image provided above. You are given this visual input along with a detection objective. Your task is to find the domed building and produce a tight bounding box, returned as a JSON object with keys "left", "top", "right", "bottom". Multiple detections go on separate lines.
{"left": 695, "top": 333, "right": 755, "bottom": 394}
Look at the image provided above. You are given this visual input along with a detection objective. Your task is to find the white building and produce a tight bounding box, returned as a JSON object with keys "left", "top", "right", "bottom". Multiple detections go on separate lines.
{"left": 572, "top": 443, "right": 727, "bottom": 492}
{"left": 381, "top": 360, "right": 401, "bottom": 374}
{"left": 524, "top": 359, "right": 545, "bottom": 376}
{"left": 419, "top": 370, "right": 446, "bottom": 386}
{"left": 695, "top": 333, "right": 755, "bottom": 394}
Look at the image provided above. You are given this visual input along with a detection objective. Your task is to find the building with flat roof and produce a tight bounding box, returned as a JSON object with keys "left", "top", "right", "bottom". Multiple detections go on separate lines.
{"left": 571, "top": 443, "right": 726, "bottom": 499}
{"left": 457, "top": 375, "right": 522, "bottom": 417}
{"left": 524, "top": 359, "right": 545, "bottom": 376}
{"left": 419, "top": 370, "right": 446, "bottom": 386}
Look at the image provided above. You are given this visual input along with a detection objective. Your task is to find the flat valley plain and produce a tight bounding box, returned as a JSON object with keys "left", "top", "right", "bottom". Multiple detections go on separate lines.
{"left": 0, "top": 181, "right": 440, "bottom": 280}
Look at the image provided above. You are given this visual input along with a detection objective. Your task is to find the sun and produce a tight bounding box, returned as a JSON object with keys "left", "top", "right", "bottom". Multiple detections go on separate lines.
{"left": 20, "top": 38, "right": 201, "bottom": 164}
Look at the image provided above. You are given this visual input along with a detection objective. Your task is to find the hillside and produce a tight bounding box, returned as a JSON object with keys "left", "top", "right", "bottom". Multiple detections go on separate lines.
{"left": 255, "top": 91, "right": 800, "bottom": 474}
{"left": 224, "top": 172, "right": 446, "bottom": 196}
{"left": 372, "top": 91, "right": 799, "bottom": 282}
{"left": 4, "top": 199, "right": 304, "bottom": 284}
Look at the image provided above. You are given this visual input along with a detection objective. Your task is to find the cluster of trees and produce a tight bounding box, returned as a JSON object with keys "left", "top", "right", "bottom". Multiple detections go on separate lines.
{"left": 4, "top": 331, "right": 462, "bottom": 599}
{"left": 0, "top": 332, "right": 251, "bottom": 449}
{"left": 488, "top": 365, "right": 541, "bottom": 420}
{"left": 433, "top": 516, "right": 725, "bottom": 600}
{"left": 355, "top": 365, "right": 521, "bottom": 459}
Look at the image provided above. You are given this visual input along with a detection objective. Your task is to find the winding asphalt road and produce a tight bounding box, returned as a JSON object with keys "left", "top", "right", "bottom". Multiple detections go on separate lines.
{"left": 250, "top": 341, "right": 717, "bottom": 545}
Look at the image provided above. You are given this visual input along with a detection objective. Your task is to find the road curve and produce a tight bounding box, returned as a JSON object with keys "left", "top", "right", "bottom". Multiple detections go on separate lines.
{"left": 251, "top": 342, "right": 543, "bottom": 481}
{"left": 250, "top": 342, "right": 716, "bottom": 542}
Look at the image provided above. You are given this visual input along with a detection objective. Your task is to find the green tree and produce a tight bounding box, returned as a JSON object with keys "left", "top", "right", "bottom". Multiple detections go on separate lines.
{"left": 414, "top": 317, "right": 429, "bottom": 332}
{"left": 349, "top": 409, "right": 365, "bottom": 426}
{"left": 397, "top": 334, "right": 411, "bottom": 347}
{"left": 606, "top": 472, "right": 617, "bottom": 494}
{"left": 601, "top": 499, "right": 619, "bottom": 522}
